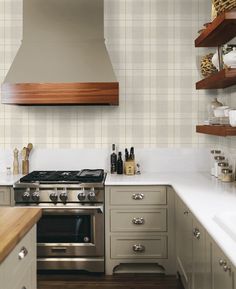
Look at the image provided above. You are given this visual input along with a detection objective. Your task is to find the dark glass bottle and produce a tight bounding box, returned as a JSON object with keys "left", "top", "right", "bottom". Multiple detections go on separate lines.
{"left": 117, "top": 152, "right": 123, "bottom": 175}
{"left": 110, "top": 144, "right": 117, "bottom": 174}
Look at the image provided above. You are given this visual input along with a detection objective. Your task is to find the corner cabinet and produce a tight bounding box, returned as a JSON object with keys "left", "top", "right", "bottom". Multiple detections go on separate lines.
{"left": 105, "top": 186, "right": 175, "bottom": 275}
{"left": 0, "top": 225, "right": 37, "bottom": 289}
{"left": 176, "top": 195, "right": 235, "bottom": 289}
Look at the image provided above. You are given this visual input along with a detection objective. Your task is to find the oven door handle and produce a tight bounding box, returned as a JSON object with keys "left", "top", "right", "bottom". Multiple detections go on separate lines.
{"left": 42, "top": 206, "right": 104, "bottom": 215}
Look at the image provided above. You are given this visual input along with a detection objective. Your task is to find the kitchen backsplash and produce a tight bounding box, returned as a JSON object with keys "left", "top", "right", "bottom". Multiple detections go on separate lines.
{"left": 0, "top": 0, "right": 227, "bottom": 149}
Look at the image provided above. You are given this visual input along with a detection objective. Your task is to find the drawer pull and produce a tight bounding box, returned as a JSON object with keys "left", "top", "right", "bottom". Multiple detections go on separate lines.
{"left": 132, "top": 193, "right": 144, "bottom": 200}
{"left": 223, "top": 265, "right": 231, "bottom": 273}
{"left": 18, "top": 247, "right": 28, "bottom": 260}
{"left": 51, "top": 247, "right": 67, "bottom": 253}
{"left": 133, "top": 244, "right": 145, "bottom": 253}
{"left": 219, "top": 259, "right": 227, "bottom": 266}
{"left": 22, "top": 287, "right": 26, "bottom": 289}
{"left": 132, "top": 217, "right": 145, "bottom": 225}
{"left": 193, "top": 228, "right": 201, "bottom": 240}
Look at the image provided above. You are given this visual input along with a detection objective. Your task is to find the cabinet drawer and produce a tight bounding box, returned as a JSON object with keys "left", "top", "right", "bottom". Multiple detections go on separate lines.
{"left": 111, "top": 235, "right": 167, "bottom": 259}
{"left": 111, "top": 209, "right": 167, "bottom": 232}
{"left": 110, "top": 186, "right": 167, "bottom": 206}
{"left": 3, "top": 226, "right": 36, "bottom": 288}
{"left": 0, "top": 187, "right": 11, "bottom": 206}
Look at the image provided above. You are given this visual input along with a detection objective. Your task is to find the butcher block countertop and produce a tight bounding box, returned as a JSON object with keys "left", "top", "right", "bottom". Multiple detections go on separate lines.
{"left": 0, "top": 207, "right": 42, "bottom": 263}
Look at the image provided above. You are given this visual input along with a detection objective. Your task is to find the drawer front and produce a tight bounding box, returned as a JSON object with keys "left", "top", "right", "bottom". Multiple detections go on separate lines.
{"left": 110, "top": 186, "right": 167, "bottom": 206}
{"left": 111, "top": 235, "right": 167, "bottom": 259}
{"left": 0, "top": 187, "right": 11, "bottom": 206}
{"left": 111, "top": 209, "right": 167, "bottom": 232}
{"left": 3, "top": 226, "right": 36, "bottom": 288}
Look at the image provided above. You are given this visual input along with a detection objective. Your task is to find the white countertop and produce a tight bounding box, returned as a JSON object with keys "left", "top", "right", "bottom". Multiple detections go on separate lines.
{"left": 106, "top": 172, "right": 236, "bottom": 268}
{"left": 0, "top": 173, "right": 22, "bottom": 186}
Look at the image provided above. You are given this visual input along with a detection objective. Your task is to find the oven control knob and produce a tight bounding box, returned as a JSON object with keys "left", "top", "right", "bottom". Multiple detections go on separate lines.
{"left": 32, "top": 190, "right": 40, "bottom": 202}
{"left": 50, "top": 192, "right": 58, "bottom": 202}
{"left": 22, "top": 188, "right": 31, "bottom": 201}
{"left": 78, "top": 192, "right": 86, "bottom": 201}
{"left": 88, "top": 191, "right": 96, "bottom": 201}
{"left": 60, "top": 192, "right": 68, "bottom": 202}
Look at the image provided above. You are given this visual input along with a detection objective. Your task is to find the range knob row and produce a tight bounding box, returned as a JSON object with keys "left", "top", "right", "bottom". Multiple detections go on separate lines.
{"left": 22, "top": 188, "right": 97, "bottom": 202}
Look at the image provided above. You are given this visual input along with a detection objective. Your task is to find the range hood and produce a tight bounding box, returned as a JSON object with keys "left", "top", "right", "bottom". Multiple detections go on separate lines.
{"left": 1, "top": 0, "right": 119, "bottom": 105}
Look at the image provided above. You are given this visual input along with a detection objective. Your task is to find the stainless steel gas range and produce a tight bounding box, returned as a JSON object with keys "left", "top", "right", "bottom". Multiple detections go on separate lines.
{"left": 14, "top": 169, "right": 105, "bottom": 272}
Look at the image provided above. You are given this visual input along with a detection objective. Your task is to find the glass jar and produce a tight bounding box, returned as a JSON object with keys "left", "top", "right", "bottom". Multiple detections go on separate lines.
{"left": 214, "top": 156, "right": 225, "bottom": 178}
{"left": 217, "top": 162, "right": 229, "bottom": 180}
{"left": 221, "top": 168, "right": 234, "bottom": 183}
{"left": 210, "top": 150, "right": 221, "bottom": 175}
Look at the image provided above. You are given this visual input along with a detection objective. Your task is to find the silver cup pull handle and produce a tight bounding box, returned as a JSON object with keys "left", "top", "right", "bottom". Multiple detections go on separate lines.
{"left": 18, "top": 247, "right": 28, "bottom": 260}
{"left": 133, "top": 244, "right": 145, "bottom": 253}
{"left": 132, "top": 193, "right": 144, "bottom": 200}
{"left": 132, "top": 217, "right": 145, "bottom": 225}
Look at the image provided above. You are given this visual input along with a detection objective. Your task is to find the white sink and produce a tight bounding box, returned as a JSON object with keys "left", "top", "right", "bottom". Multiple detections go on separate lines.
{"left": 214, "top": 212, "right": 236, "bottom": 242}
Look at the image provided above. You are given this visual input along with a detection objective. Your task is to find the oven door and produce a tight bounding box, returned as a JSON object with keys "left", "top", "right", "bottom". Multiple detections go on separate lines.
{"left": 37, "top": 206, "right": 104, "bottom": 258}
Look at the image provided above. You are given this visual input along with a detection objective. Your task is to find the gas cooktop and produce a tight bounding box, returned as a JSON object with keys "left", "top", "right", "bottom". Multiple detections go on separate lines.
{"left": 19, "top": 169, "right": 105, "bottom": 184}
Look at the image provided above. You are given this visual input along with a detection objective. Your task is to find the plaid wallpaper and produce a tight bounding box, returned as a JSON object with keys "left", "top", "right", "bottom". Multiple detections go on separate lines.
{"left": 0, "top": 0, "right": 222, "bottom": 149}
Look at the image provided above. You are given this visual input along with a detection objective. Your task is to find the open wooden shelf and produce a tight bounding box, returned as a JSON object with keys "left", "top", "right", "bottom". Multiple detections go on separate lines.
{"left": 196, "top": 68, "right": 236, "bottom": 89}
{"left": 195, "top": 9, "right": 236, "bottom": 47}
{"left": 196, "top": 125, "right": 236, "bottom": 136}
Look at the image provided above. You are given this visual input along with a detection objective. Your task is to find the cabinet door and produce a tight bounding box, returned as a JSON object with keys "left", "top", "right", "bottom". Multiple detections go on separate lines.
{"left": 212, "top": 243, "right": 234, "bottom": 289}
{"left": 176, "top": 196, "right": 193, "bottom": 289}
{"left": 192, "top": 218, "right": 210, "bottom": 289}
{"left": 0, "top": 187, "right": 11, "bottom": 206}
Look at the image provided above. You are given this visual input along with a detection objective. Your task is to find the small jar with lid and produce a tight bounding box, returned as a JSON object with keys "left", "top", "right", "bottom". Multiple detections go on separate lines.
{"left": 221, "top": 168, "right": 234, "bottom": 183}
{"left": 217, "top": 162, "right": 229, "bottom": 180}
{"left": 210, "top": 150, "right": 221, "bottom": 175}
{"left": 214, "top": 156, "right": 225, "bottom": 177}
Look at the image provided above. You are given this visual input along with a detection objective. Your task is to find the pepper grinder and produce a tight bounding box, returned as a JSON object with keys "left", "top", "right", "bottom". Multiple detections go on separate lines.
{"left": 13, "top": 148, "right": 19, "bottom": 175}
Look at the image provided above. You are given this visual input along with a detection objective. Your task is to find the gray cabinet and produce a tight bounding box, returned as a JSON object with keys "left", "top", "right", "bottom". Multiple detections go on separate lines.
{"left": 105, "top": 186, "right": 175, "bottom": 275}
{"left": 0, "top": 225, "right": 37, "bottom": 289}
{"left": 192, "top": 219, "right": 211, "bottom": 289}
{"left": 176, "top": 196, "right": 193, "bottom": 289}
{"left": 212, "top": 243, "right": 234, "bottom": 289}
{"left": 0, "top": 187, "right": 11, "bottom": 206}
{"left": 176, "top": 195, "right": 234, "bottom": 289}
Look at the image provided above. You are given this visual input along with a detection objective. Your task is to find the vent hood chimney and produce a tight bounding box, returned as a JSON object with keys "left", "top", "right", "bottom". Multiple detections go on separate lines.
{"left": 1, "top": 0, "right": 119, "bottom": 105}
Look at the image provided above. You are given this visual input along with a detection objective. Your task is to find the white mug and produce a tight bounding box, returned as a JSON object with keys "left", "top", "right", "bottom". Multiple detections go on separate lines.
{"left": 229, "top": 110, "right": 236, "bottom": 127}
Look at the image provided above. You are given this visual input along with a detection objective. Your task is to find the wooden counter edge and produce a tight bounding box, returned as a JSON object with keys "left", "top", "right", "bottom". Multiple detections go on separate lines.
{"left": 0, "top": 208, "right": 42, "bottom": 263}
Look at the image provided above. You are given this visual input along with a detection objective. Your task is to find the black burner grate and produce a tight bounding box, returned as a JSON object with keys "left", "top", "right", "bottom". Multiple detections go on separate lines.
{"left": 20, "top": 169, "right": 104, "bottom": 184}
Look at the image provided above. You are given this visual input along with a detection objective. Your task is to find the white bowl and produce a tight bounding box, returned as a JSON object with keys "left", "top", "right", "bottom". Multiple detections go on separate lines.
{"left": 229, "top": 110, "right": 236, "bottom": 127}
{"left": 214, "top": 106, "right": 229, "bottom": 117}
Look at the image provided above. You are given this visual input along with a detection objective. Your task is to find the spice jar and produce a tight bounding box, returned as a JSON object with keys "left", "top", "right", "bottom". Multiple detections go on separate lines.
{"left": 217, "top": 162, "right": 229, "bottom": 180}
{"left": 214, "top": 156, "right": 225, "bottom": 177}
{"left": 210, "top": 150, "right": 221, "bottom": 175}
{"left": 221, "top": 168, "right": 234, "bottom": 183}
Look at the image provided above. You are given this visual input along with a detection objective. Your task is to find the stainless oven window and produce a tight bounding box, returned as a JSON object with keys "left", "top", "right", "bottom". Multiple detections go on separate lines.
{"left": 37, "top": 214, "right": 92, "bottom": 243}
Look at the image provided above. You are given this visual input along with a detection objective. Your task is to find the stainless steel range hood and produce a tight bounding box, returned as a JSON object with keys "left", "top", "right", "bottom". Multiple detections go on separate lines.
{"left": 1, "top": 0, "right": 119, "bottom": 105}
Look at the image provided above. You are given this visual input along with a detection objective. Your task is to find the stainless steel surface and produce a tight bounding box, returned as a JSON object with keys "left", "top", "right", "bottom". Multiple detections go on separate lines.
{"left": 132, "top": 193, "right": 144, "bottom": 200}
{"left": 132, "top": 217, "right": 145, "bottom": 225}
{"left": 14, "top": 187, "right": 104, "bottom": 204}
{"left": 37, "top": 257, "right": 104, "bottom": 271}
{"left": 18, "top": 247, "right": 28, "bottom": 260}
{"left": 14, "top": 170, "right": 105, "bottom": 272}
{"left": 132, "top": 244, "right": 145, "bottom": 253}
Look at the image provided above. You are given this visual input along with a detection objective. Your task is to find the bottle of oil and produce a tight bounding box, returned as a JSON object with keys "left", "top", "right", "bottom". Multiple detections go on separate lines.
{"left": 117, "top": 152, "right": 123, "bottom": 175}
{"left": 110, "top": 144, "right": 117, "bottom": 174}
